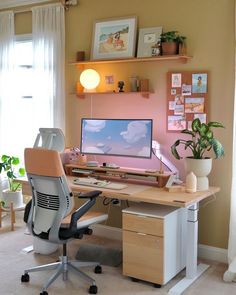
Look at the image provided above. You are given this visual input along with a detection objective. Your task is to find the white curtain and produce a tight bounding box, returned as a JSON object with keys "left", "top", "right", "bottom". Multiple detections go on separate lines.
{"left": 0, "top": 11, "right": 15, "bottom": 156}
{"left": 223, "top": 6, "right": 236, "bottom": 283}
{"left": 32, "top": 3, "right": 65, "bottom": 132}
{"left": 224, "top": 100, "right": 236, "bottom": 282}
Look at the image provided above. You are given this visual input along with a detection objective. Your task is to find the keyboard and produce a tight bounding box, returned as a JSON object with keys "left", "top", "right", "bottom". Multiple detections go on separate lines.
{"left": 73, "top": 177, "right": 127, "bottom": 190}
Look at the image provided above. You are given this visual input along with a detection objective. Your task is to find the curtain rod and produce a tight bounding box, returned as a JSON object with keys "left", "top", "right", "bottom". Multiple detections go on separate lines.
{"left": 13, "top": 1, "right": 77, "bottom": 14}
{"left": 14, "top": 8, "right": 31, "bottom": 14}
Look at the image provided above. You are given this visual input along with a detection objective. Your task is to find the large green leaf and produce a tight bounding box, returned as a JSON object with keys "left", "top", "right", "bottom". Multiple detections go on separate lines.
{"left": 181, "top": 129, "right": 195, "bottom": 137}
{"left": 12, "top": 157, "right": 20, "bottom": 165}
{"left": 171, "top": 141, "right": 181, "bottom": 160}
{"left": 19, "top": 168, "right": 25, "bottom": 176}
{"left": 1, "top": 155, "right": 9, "bottom": 162}
{"left": 211, "top": 138, "right": 225, "bottom": 158}
{"left": 208, "top": 121, "right": 225, "bottom": 128}
{"left": 205, "top": 130, "right": 213, "bottom": 139}
{"left": 192, "top": 118, "right": 201, "bottom": 132}
{"left": 199, "top": 123, "right": 209, "bottom": 137}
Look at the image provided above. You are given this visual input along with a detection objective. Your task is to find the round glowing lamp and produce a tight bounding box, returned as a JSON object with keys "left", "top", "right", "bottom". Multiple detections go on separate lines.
{"left": 79, "top": 69, "right": 100, "bottom": 92}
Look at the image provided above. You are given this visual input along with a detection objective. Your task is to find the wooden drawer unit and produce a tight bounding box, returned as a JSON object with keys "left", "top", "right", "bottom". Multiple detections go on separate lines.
{"left": 122, "top": 203, "right": 187, "bottom": 286}
{"left": 123, "top": 212, "right": 163, "bottom": 236}
{"left": 123, "top": 230, "right": 164, "bottom": 284}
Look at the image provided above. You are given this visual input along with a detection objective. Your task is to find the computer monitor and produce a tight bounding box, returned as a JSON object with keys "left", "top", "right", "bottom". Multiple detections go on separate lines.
{"left": 80, "top": 118, "right": 153, "bottom": 159}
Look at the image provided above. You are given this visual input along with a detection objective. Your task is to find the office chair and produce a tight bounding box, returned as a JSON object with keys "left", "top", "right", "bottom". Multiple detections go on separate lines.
{"left": 21, "top": 148, "right": 108, "bottom": 295}
{"left": 33, "top": 127, "right": 65, "bottom": 152}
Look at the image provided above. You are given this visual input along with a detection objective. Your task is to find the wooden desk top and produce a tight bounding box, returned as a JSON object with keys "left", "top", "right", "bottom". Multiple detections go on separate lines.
{"left": 19, "top": 176, "right": 220, "bottom": 208}
{"left": 67, "top": 176, "right": 220, "bottom": 208}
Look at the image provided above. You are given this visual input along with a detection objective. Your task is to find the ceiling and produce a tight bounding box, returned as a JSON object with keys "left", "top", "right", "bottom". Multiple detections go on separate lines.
{"left": 0, "top": 0, "right": 51, "bottom": 9}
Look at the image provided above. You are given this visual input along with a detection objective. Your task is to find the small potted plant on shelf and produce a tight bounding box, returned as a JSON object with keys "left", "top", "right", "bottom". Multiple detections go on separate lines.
{"left": 0, "top": 155, "right": 25, "bottom": 208}
{"left": 171, "top": 118, "right": 225, "bottom": 190}
{"left": 160, "top": 31, "right": 186, "bottom": 55}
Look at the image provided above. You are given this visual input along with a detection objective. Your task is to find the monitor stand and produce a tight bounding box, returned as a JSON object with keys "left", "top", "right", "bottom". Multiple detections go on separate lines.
{"left": 86, "top": 161, "right": 99, "bottom": 167}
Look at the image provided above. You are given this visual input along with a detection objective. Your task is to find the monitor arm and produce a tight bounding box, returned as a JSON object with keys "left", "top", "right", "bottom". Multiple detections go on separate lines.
{"left": 152, "top": 140, "right": 182, "bottom": 184}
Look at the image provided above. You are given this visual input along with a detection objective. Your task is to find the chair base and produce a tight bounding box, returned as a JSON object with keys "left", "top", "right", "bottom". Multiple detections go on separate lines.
{"left": 22, "top": 255, "right": 100, "bottom": 294}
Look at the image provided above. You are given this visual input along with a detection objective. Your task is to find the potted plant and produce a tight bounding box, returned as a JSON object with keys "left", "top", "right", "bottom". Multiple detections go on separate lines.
{"left": 171, "top": 118, "right": 225, "bottom": 190}
{"left": 0, "top": 155, "right": 25, "bottom": 208}
{"left": 160, "top": 31, "right": 186, "bottom": 55}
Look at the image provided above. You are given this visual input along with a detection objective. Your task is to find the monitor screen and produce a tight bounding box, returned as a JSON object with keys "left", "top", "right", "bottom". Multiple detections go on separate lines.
{"left": 80, "top": 118, "right": 153, "bottom": 159}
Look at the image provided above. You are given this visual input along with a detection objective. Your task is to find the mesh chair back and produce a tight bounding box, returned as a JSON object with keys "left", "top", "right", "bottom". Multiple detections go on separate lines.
{"left": 24, "top": 148, "right": 74, "bottom": 243}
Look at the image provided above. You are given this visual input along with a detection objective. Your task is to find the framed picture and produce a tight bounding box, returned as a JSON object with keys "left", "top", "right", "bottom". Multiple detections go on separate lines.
{"left": 91, "top": 16, "right": 137, "bottom": 60}
{"left": 137, "top": 26, "right": 162, "bottom": 57}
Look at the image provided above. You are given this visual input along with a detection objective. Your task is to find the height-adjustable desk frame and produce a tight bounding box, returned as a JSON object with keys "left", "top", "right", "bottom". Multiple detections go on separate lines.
{"left": 19, "top": 173, "right": 219, "bottom": 295}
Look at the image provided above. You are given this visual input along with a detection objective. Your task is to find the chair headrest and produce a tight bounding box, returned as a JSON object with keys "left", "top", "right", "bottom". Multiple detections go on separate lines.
{"left": 24, "top": 148, "right": 65, "bottom": 177}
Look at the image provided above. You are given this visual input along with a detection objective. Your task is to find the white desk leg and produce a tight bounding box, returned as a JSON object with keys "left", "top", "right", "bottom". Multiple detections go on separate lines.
{"left": 168, "top": 203, "right": 210, "bottom": 295}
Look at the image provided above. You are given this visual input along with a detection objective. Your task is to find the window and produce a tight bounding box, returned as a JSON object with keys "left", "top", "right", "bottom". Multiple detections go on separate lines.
{"left": 1, "top": 35, "right": 50, "bottom": 160}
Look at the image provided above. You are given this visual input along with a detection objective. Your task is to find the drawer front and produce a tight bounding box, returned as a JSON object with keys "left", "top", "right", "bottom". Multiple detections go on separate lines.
{"left": 123, "top": 213, "right": 163, "bottom": 236}
{"left": 123, "top": 230, "right": 163, "bottom": 284}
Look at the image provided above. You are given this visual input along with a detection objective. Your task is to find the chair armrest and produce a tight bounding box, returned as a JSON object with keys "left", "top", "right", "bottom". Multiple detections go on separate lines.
{"left": 76, "top": 190, "right": 102, "bottom": 199}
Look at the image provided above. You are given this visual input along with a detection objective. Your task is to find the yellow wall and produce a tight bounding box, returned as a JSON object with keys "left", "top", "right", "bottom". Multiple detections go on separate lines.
{"left": 8, "top": 0, "right": 235, "bottom": 249}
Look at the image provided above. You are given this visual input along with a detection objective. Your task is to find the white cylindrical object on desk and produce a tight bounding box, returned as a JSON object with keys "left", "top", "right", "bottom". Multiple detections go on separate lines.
{"left": 185, "top": 172, "right": 197, "bottom": 193}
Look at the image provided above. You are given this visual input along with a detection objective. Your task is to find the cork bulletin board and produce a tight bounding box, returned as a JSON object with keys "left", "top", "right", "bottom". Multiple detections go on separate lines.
{"left": 167, "top": 71, "right": 209, "bottom": 132}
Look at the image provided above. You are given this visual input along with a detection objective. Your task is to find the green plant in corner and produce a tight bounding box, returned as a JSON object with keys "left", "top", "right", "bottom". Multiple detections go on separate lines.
{"left": 171, "top": 118, "right": 225, "bottom": 160}
{"left": 0, "top": 155, "right": 25, "bottom": 192}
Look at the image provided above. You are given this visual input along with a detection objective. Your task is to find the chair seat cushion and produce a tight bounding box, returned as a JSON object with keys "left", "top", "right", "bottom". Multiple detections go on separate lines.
{"left": 62, "top": 211, "right": 108, "bottom": 229}
{"left": 59, "top": 211, "right": 107, "bottom": 240}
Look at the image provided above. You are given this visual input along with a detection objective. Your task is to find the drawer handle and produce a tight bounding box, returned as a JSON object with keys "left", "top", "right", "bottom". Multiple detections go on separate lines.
{"left": 137, "top": 232, "right": 146, "bottom": 236}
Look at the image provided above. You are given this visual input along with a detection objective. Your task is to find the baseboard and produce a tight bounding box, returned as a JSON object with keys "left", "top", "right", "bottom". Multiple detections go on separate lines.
{"left": 198, "top": 244, "right": 228, "bottom": 264}
{"left": 91, "top": 224, "right": 228, "bottom": 263}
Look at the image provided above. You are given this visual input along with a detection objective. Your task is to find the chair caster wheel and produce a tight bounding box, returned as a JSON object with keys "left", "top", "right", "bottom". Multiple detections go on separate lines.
{"left": 21, "top": 273, "right": 30, "bottom": 282}
{"left": 131, "top": 277, "right": 139, "bottom": 282}
{"left": 40, "top": 292, "right": 48, "bottom": 295}
{"left": 154, "top": 283, "right": 161, "bottom": 288}
{"left": 94, "top": 265, "right": 102, "bottom": 274}
{"left": 89, "top": 285, "right": 97, "bottom": 294}
{"left": 85, "top": 228, "right": 93, "bottom": 235}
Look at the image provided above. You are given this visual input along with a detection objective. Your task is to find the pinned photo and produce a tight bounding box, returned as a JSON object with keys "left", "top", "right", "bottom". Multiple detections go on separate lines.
{"left": 187, "top": 121, "right": 192, "bottom": 130}
{"left": 192, "top": 73, "right": 207, "bottom": 93}
{"left": 175, "top": 94, "right": 184, "bottom": 105}
{"left": 168, "top": 115, "right": 186, "bottom": 131}
{"left": 174, "top": 104, "right": 184, "bottom": 115}
{"left": 169, "top": 101, "right": 176, "bottom": 110}
{"left": 171, "top": 88, "right": 177, "bottom": 95}
{"left": 182, "top": 84, "right": 192, "bottom": 96}
{"left": 171, "top": 73, "right": 182, "bottom": 88}
{"left": 105, "top": 75, "right": 114, "bottom": 84}
{"left": 185, "top": 97, "right": 204, "bottom": 113}
{"left": 194, "top": 113, "right": 207, "bottom": 123}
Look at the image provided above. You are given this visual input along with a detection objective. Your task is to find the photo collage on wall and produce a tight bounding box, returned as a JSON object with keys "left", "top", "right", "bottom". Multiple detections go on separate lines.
{"left": 167, "top": 71, "right": 208, "bottom": 132}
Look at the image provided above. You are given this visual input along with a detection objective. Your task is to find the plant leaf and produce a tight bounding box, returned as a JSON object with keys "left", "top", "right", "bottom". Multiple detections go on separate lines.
{"left": 211, "top": 138, "right": 225, "bottom": 158}
{"left": 181, "top": 129, "right": 195, "bottom": 136}
{"left": 171, "top": 141, "right": 181, "bottom": 160}
{"left": 208, "top": 121, "right": 225, "bottom": 128}
{"left": 19, "top": 168, "right": 25, "bottom": 176}
{"left": 192, "top": 118, "right": 201, "bottom": 132}
{"left": 199, "top": 123, "right": 209, "bottom": 136}
{"left": 1, "top": 155, "right": 9, "bottom": 162}
{"left": 12, "top": 157, "right": 20, "bottom": 165}
{"left": 205, "top": 130, "right": 213, "bottom": 139}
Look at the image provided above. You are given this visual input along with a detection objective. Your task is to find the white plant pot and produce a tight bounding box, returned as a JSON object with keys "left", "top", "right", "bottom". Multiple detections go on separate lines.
{"left": 2, "top": 189, "right": 24, "bottom": 208}
{"left": 185, "top": 158, "right": 212, "bottom": 191}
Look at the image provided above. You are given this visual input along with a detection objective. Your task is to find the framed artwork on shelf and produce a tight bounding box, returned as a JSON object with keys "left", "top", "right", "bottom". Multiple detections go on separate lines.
{"left": 91, "top": 16, "right": 137, "bottom": 60}
{"left": 137, "top": 26, "right": 162, "bottom": 57}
